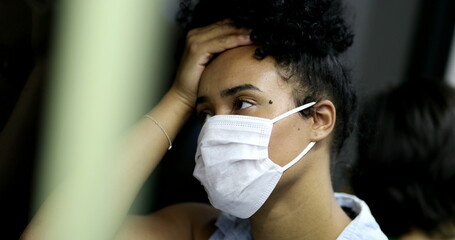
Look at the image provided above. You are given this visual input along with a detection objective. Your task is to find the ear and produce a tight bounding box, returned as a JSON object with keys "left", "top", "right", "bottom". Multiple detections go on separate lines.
{"left": 310, "top": 100, "right": 336, "bottom": 142}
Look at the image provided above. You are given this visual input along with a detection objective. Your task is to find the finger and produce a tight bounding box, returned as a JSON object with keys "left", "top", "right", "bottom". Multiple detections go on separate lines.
{"left": 190, "top": 19, "right": 234, "bottom": 35}
{"left": 197, "top": 33, "right": 253, "bottom": 63}
{"left": 185, "top": 28, "right": 251, "bottom": 59}
{"left": 208, "top": 33, "right": 252, "bottom": 53}
{"left": 188, "top": 21, "right": 249, "bottom": 44}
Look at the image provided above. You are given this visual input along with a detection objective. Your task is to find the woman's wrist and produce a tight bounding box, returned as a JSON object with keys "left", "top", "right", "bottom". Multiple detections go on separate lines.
{"left": 146, "top": 87, "right": 194, "bottom": 139}
{"left": 168, "top": 84, "right": 197, "bottom": 110}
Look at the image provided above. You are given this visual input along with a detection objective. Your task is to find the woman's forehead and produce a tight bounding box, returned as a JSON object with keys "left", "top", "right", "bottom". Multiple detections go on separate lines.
{"left": 198, "top": 46, "right": 283, "bottom": 94}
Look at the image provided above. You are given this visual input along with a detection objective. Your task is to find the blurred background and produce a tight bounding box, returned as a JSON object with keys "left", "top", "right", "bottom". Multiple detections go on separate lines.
{"left": 0, "top": 0, "right": 453, "bottom": 238}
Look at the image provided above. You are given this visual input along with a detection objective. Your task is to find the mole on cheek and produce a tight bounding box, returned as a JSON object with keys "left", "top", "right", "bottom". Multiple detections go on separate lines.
{"left": 269, "top": 100, "right": 273, "bottom": 104}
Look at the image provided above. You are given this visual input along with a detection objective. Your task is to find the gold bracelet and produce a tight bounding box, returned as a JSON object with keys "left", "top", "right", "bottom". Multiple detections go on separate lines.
{"left": 144, "top": 114, "right": 172, "bottom": 150}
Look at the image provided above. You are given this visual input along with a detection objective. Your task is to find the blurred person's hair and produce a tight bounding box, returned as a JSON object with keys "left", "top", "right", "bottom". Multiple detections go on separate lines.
{"left": 351, "top": 78, "right": 455, "bottom": 238}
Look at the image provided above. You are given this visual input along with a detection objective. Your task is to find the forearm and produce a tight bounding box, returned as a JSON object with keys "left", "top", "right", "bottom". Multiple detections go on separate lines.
{"left": 114, "top": 87, "right": 193, "bottom": 200}
{"left": 21, "top": 87, "right": 194, "bottom": 240}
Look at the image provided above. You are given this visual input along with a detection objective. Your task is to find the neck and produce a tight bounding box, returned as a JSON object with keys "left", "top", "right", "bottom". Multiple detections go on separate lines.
{"left": 249, "top": 149, "right": 351, "bottom": 240}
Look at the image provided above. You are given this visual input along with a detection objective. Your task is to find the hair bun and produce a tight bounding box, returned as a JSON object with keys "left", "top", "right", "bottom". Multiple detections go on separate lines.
{"left": 238, "top": 0, "right": 353, "bottom": 58}
{"left": 178, "top": 0, "right": 354, "bottom": 58}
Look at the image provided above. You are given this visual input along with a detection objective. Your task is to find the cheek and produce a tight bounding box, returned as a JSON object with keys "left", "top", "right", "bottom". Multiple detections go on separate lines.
{"left": 268, "top": 117, "right": 311, "bottom": 166}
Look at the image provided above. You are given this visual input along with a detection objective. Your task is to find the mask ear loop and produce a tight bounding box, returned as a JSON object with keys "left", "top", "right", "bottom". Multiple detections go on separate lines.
{"left": 270, "top": 101, "right": 317, "bottom": 172}
{"left": 282, "top": 141, "right": 316, "bottom": 171}
{"left": 271, "top": 102, "right": 316, "bottom": 123}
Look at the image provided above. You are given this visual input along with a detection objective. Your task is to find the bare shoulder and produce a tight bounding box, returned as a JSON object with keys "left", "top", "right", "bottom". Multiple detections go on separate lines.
{"left": 116, "top": 203, "right": 220, "bottom": 240}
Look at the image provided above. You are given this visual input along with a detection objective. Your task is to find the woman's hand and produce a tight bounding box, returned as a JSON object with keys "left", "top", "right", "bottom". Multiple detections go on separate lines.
{"left": 171, "top": 19, "right": 252, "bottom": 109}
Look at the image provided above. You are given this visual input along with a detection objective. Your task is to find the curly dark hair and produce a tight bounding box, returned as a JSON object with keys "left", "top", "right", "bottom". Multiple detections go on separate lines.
{"left": 177, "top": 0, "right": 356, "bottom": 154}
{"left": 351, "top": 79, "right": 455, "bottom": 238}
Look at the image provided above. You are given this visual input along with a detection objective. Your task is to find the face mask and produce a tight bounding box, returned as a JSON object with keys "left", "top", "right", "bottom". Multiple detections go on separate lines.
{"left": 193, "top": 102, "right": 316, "bottom": 219}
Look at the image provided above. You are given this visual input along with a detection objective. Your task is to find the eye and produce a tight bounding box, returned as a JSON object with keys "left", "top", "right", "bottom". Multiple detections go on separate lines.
{"left": 233, "top": 99, "right": 254, "bottom": 110}
{"left": 239, "top": 101, "right": 253, "bottom": 109}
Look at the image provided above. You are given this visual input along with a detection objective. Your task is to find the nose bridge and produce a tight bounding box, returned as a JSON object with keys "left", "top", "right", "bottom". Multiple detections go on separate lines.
{"left": 203, "top": 94, "right": 232, "bottom": 117}
{"left": 213, "top": 105, "right": 232, "bottom": 116}
{"left": 209, "top": 92, "right": 236, "bottom": 116}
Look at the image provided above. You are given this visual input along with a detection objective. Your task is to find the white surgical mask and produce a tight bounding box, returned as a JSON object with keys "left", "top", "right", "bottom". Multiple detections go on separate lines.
{"left": 193, "top": 102, "right": 316, "bottom": 219}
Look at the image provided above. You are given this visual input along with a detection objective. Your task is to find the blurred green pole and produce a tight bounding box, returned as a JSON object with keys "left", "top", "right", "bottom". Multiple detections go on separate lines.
{"left": 35, "top": 0, "right": 171, "bottom": 239}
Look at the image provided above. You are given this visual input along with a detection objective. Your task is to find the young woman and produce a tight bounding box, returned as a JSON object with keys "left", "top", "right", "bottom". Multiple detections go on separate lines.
{"left": 22, "top": 0, "right": 387, "bottom": 239}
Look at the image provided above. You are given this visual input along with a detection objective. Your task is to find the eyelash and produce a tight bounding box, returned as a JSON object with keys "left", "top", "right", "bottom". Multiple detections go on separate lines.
{"left": 232, "top": 98, "right": 254, "bottom": 111}
{"left": 197, "top": 98, "right": 255, "bottom": 123}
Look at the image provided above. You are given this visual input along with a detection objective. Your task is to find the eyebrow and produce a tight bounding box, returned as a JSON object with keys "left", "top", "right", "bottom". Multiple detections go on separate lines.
{"left": 220, "top": 84, "right": 262, "bottom": 97}
{"left": 196, "top": 84, "right": 262, "bottom": 106}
